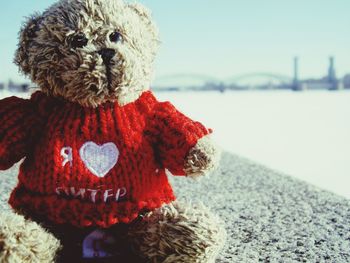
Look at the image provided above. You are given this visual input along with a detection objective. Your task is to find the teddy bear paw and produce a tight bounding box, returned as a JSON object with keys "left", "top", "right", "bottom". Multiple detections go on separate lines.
{"left": 127, "top": 201, "right": 226, "bottom": 263}
{"left": 0, "top": 212, "right": 61, "bottom": 263}
{"left": 184, "top": 135, "right": 221, "bottom": 178}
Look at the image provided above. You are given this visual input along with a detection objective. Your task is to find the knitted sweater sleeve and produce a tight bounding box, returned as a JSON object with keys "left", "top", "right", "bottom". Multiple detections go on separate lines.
{"left": 0, "top": 92, "right": 50, "bottom": 170}
{"left": 151, "top": 101, "right": 211, "bottom": 176}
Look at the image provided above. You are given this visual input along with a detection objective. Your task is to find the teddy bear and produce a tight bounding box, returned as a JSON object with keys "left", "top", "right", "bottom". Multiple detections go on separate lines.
{"left": 0, "top": 0, "right": 226, "bottom": 262}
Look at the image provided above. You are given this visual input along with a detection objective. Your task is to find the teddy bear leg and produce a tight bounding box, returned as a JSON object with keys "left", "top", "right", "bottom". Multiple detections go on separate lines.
{"left": 0, "top": 212, "right": 61, "bottom": 263}
{"left": 127, "top": 201, "right": 226, "bottom": 263}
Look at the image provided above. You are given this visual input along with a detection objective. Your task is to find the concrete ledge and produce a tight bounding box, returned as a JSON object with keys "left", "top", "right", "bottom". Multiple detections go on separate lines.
{"left": 1, "top": 153, "right": 350, "bottom": 262}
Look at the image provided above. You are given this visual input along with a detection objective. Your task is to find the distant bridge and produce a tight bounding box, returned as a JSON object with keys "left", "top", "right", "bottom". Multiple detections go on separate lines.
{"left": 153, "top": 73, "right": 293, "bottom": 88}
{"left": 227, "top": 73, "right": 292, "bottom": 84}
{"left": 153, "top": 74, "right": 219, "bottom": 88}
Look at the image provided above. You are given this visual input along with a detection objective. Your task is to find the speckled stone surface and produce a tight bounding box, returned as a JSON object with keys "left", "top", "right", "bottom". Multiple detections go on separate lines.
{"left": 1, "top": 153, "right": 350, "bottom": 262}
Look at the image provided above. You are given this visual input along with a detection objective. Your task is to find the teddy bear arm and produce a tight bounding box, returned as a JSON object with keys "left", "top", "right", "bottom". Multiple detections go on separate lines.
{"left": 0, "top": 96, "right": 43, "bottom": 170}
{"left": 151, "top": 101, "right": 213, "bottom": 176}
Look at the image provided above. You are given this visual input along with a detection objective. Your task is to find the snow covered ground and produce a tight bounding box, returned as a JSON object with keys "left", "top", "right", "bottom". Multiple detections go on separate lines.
{"left": 1, "top": 89, "right": 350, "bottom": 199}
{"left": 155, "top": 90, "right": 350, "bottom": 199}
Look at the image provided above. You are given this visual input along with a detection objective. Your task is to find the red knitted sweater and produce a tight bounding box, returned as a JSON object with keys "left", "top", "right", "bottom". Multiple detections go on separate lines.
{"left": 0, "top": 91, "right": 210, "bottom": 228}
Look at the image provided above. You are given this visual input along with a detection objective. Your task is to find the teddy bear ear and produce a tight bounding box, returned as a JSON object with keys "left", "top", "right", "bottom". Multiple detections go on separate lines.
{"left": 127, "top": 3, "right": 159, "bottom": 37}
{"left": 127, "top": 3, "right": 152, "bottom": 19}
{"left": 14, "top": 14, "right": 43, "bottom": 75}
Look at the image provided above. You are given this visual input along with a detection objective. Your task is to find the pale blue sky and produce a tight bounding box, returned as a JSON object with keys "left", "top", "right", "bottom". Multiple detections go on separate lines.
{"left": 1, "top": 0, "right": 349, "bottom": 83}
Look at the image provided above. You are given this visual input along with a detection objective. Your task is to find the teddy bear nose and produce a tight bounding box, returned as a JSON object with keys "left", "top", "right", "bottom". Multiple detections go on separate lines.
{"left": 98, "top": 48, "right": 116, "bottom": 64}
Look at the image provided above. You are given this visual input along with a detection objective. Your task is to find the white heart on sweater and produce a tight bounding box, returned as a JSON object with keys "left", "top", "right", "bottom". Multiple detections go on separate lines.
{"left": 79, "top": 142, "right": 119, "bottom": 178}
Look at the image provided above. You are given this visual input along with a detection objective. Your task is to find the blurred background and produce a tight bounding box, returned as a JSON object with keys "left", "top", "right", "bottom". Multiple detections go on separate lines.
{"left": 1, "top": 0, "right": 349, "bottom": 198}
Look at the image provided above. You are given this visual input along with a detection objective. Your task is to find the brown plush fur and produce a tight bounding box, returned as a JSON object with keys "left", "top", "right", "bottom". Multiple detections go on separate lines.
{"left": 127, "top": 201, "right": 227, "bottom": 263}
{"left": 0, "top": 212, "right": 61, "bottom": 263}
{"left": 15, "top": 0, "right": 159, "bottom": 107}
{"left": 1, "top": 0, "right": 225, "bottom": 262}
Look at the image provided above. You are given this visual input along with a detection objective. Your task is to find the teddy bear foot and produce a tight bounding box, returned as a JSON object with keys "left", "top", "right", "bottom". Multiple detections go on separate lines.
{"left": 127, "top": 201, "right": 226, "bottom": 263}
{"left": 0, "top": 212, "right": 61, "bottom": 263}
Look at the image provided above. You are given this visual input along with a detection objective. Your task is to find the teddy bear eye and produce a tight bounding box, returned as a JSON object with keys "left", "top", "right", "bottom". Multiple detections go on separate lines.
{"left": 70, "top": 33, "right": 88, "bottom": 48}
{"left": 109, "top": 31, "right": 122, "bottom": 42}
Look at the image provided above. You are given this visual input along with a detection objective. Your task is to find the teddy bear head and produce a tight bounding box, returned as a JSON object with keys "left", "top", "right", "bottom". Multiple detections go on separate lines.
{"left": 15, "top": 0, "right": 159, "bottom": 107}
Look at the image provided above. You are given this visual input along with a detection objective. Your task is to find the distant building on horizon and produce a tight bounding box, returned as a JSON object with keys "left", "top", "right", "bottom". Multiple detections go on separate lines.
{"left": 292, "top": 56, "right": 343, "bottom": 91}
{"left": 343, "top": 74, "right": 350, "bottom": 89}
{"left": 292, "top": 57, "right": 301, "bottom": 90}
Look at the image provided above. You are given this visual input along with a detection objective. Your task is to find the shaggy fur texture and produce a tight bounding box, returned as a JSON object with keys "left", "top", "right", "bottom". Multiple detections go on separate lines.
{"left": 127, "top": 201, "right": 227, "bottom": 263}
{"left": 185, "top": 135, "right": 222, "bottom": 178}
{"left": 15, "top": 0, "right": 159, "bottom": 107}
{"left": 0, "top": 212, "right": 61, "bottom": 263}
{"left": 6, "top": 0, "right": 225, "bottom": 261}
